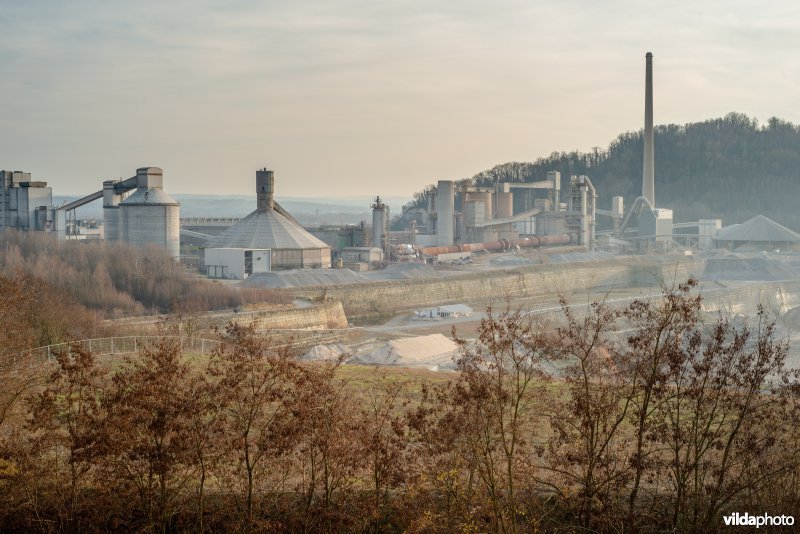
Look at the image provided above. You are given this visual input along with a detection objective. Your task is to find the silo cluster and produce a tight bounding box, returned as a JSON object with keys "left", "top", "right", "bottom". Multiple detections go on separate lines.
{"left": 104, "top": 167, "right": 180, "bottom": 258}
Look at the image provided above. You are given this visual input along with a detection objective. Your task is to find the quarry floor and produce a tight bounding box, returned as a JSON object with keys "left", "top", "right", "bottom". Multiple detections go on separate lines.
{"left": 301, "top": 250, "right": 800, "bottom": 370}
{"left": 111, "top": 249, "right": 800, "bottom": 371}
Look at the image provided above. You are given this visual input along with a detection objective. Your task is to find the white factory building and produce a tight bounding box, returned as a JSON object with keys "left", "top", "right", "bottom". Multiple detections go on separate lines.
{"left": 201, "top": 169, "right": 332, "bottom": 278}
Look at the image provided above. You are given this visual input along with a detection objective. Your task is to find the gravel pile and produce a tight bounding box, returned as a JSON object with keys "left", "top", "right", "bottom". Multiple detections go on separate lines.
{"left": 364, "top": 263, "right": 441, "bottom": 281}
{"left": 241, "top": 269, "right": 368, "bottom": 288}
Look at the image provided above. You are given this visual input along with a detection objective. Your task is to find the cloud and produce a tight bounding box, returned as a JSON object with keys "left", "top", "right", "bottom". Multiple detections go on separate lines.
{"left": 1, "top": 0, "right": 799, "bottom": 197}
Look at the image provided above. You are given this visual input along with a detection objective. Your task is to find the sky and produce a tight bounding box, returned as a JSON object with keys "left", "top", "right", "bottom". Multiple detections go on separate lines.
{"left": 2, "top": 0, "right": 799, "bottom": 198}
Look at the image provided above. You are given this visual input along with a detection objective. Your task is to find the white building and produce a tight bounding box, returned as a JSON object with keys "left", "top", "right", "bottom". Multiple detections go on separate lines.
{"left": 201, "top": 169, "right": 332, "bottom": 276}
{"left": 204, "top": 248, "right": 271, "bottom": 279}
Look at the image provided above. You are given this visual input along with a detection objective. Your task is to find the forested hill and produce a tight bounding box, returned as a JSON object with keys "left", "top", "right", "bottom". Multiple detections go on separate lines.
{"left": 469, "top": 113, "right": 800, "bottom": 229}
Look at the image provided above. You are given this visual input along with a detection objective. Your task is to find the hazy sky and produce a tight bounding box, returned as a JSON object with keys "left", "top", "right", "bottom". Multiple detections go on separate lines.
{"left": 2, "top": 0, "right": 799, "bottom": 198}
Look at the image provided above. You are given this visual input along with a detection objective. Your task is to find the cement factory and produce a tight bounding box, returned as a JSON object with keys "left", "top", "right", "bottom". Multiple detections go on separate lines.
{"left": 3, "top": 52, "right": 800, "bottom": 281}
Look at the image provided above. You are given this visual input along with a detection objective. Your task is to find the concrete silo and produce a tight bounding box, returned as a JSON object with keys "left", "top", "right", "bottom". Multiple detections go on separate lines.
{"left": 371, "top": 196, "right": 387, "bottom": 251}
{"left": 120, "top": 167, "right": 180, "bottom": 258}
{"left": 436, "top": 180, "right": 455, "bottom": 246}
{"left": 102, "top": 180, "right": 124, "bottom": 242}
{"left": 495, "top": 191, "right": 513, "bottom": 219}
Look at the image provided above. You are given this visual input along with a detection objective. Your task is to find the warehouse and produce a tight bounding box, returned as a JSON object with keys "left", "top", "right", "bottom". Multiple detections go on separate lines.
{"left": 202, "top": 169, "right": 332, "bottom": 276}
{"left": 714, "top": 215, "right": 800, "bottom": 252}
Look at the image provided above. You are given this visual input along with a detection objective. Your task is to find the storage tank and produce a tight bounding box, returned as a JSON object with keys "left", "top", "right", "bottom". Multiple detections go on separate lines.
{"left": 120, "top": 167, "right": 180, "bottom": 259}
{"left": 427, "top": 192, "right": 436, "bottom": 233}
{"left": 437, "top": 180, "right": 454, "bottom": 246}
{"left": 371, "top": 196, "right": 386, "bottom": 251}
{"left": 547, "top": 171, "right": 561, "bottom": 209}
{"left": 103, "top": 180, "right": 123, "bottom": 242}
{"left": 496, "top": 192, "right": 513, "bottom": 218}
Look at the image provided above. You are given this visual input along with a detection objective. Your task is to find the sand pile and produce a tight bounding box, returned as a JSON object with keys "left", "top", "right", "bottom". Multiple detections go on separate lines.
{"left": 350, "top": 334, "right": 459, "bottom": 370}
{"left": 702, "top": 257, "right": 797, "bottom": 281}
{"left": 302, "top": 344, "right": 349, "bottom": 361}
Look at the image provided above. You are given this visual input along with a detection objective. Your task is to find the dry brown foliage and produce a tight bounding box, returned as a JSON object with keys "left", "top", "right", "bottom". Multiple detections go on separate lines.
{"left": 0, "top": 278, "right": 799, "bottom": 532}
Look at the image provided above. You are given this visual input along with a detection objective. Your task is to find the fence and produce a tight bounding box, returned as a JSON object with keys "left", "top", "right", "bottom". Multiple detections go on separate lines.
{"left": 2, "top": 328, "right": 350, "bottom": 371}
{"left": 0, "top": 336, "right": 223, "bottom": 370}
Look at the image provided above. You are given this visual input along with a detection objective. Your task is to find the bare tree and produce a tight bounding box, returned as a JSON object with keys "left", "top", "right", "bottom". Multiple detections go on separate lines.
{"left": 546, "top": 297, "right": 631, "bottom": 531}
{"left": 622, "top": 278, "right": 702, "bottom": 521}
{"left": 208, "top": 323, "right": 299, "bottom": 525}
{"left": 359, "top": 375, "right": 409, "bottom": 520}
{"left": 102, "top": 335, "right": 199, "bottom": 533}
{"left": 417, "top": 306, "right": 554, "bottom": 533}
{"left": 291, "top": 360, "right": 363, "bottom": 531}
{"left": 26, "top": 344, "right": 106, "bottom": 530}
{"left": 657, "top": 307, "right": 799, "bottom": 531}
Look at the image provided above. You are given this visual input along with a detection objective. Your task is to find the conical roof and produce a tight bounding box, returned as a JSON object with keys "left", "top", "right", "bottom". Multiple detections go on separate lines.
{"left": 715, "top": 215, "right": 800, "bottom": 243}
{"left": 203, "top": 208, "right": 330, "bottom": 250}
{"left": 121, "top": 187, "right": 179, "bottom": 206}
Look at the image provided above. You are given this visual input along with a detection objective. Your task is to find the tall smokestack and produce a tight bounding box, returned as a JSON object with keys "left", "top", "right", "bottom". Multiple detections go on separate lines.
{"left": 643, "top": 52, "right": 655, "bottom": 206}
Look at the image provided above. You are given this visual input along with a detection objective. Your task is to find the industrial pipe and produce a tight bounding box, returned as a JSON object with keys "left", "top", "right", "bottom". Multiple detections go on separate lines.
{"left": 419, "top": 233, "right": 573, "bottom": 256}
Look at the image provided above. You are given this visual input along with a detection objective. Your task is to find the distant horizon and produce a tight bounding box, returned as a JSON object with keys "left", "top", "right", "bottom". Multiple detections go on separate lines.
{"left": 32, "top": 109, "right": 798, "bottom": 200}
{"left": 54, "top": 193, "right": 413, "bottom": 204}
{"left": 39, "top": 109, "right": 792, "bottom": 203}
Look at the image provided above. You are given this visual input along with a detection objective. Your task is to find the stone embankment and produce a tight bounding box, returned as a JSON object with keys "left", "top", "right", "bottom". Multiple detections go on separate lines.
{"left": 284, "top": 257, "right": 702, "bottom": 320}
{"left": 231, "top": 300, "right": 348, "bottom": 330}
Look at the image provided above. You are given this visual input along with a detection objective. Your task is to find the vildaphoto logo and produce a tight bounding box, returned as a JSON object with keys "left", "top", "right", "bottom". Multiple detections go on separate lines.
{"left": 723, "top": 512, "right": 795, "bottom": 528}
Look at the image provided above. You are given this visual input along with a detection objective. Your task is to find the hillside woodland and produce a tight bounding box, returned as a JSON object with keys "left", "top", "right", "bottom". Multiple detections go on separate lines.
{"left": 0, "top": 231, "right": 290, "bottom": 317}
{"left": 1, "top": 279, "right": 799, "bottom": 532}
{"left": 399, "top": 113, "right": 800, "bottom": 231}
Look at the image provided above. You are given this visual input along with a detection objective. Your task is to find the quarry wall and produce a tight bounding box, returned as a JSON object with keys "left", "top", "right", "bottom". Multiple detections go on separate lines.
{"left": 699, "top": 280, "right": 800, "bottom": 316}
{"left": 288, "top": 257, "right": 704, "bottom": 320}
{"left": 232, "top": 300, "right": 348, "bottom": 330}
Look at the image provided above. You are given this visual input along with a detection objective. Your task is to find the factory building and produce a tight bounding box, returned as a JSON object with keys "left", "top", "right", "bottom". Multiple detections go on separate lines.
{"left": 638, "top": 207, "right": 673, "bottom": 242}
{"left": 409, "top": 169, "right": 592, "bottom": 261}
{"left": 201, "top": 169, "right": 332, "bottom": 276}
{"left": 714, "top": 215, "right": 800, "bottom": 252}
{"left": 306, "top": 223, "right": 368, "bottom": 254}
{"left": 205, "top": 248, "right": 271, "bottom": 279}
{"left": 0, "top": 171, "right": 53, "bottom": 231}
{"left": 0, "top": 167, "right": 181, "bottom": 257}
{"left": 341, "top": 247, "right": 383, "bottom": 265}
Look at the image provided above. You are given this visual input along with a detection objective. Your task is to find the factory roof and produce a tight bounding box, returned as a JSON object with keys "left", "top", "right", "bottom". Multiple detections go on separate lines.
{"left": 715, "top": 215, "right": 800, "bottom": 243}
{"left": 203, "top": 207, "right": 330, "bottom": 250}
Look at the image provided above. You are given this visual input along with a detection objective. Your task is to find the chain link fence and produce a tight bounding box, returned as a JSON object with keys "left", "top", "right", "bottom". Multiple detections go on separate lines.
{"left": 1, "top": 328, "right": 350, "bottom": 371}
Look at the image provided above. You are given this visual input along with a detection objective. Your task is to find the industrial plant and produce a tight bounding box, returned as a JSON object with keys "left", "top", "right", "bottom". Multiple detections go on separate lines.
{"left": 2, "top": 52, "right": 798, "bottom": 280}
{"left": 0, "top": 166, "right": 181, "bottom": 258}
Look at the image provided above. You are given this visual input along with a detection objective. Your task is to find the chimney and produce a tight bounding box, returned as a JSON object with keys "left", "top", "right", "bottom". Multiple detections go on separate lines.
{"left": 643, "top": 52, "right": 655, "bottom": 206}
{"left": 256, "top": 168, "right": 275, "bottom": 211}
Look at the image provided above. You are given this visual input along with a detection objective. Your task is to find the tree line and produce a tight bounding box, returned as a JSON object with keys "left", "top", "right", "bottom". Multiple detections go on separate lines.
{"left": 0, "top": 231, "right": 291, "bottom": 318}
{"left": 1, "top": 279, "right": 799, "bottom": 532}
{"left": 398, "top": 112, "right": 800, "bottom": 231}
